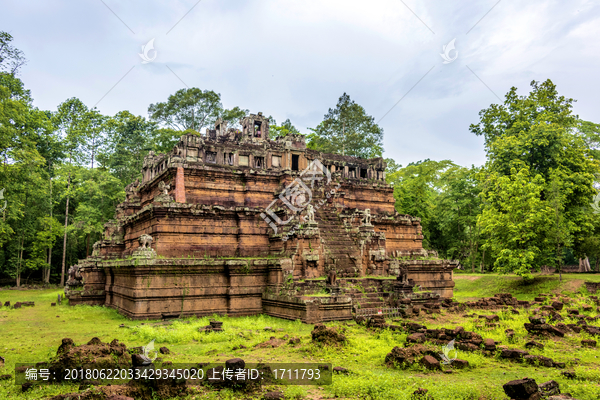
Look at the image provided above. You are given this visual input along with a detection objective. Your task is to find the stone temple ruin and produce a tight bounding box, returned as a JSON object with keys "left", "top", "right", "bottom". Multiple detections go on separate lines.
{"left": 66, "top": 113, "right": 457, "bottom": 322}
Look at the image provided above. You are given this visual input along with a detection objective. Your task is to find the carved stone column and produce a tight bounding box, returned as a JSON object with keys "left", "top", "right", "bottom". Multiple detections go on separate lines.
{"left": 175, "top": 166, "right": 186, "bottom": 203}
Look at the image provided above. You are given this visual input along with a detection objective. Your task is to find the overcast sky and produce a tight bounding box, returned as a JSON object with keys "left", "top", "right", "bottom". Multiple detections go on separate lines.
{"left": 2, "top": 0, "right": 599, "bottom": 167}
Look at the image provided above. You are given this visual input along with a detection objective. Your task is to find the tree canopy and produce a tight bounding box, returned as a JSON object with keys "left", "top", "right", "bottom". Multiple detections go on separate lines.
{"left": 307, "top": 93, "right": 384, "bottom": 159}
{"left": 148, "top": 88, "right": 248, "bottom": 132}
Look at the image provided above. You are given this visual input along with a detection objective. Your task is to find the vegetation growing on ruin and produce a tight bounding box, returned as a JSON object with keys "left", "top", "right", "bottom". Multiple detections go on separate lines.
{"left": 2, "top": 274, "right": 600, "bottom": 399}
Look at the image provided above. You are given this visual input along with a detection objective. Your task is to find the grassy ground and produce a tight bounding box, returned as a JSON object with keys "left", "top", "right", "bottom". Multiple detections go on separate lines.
{"left": 0, "top": 273, "right": 599, "bottom": 399}
{"left": 453, "top": 272, "right": 600, "bottom": 301}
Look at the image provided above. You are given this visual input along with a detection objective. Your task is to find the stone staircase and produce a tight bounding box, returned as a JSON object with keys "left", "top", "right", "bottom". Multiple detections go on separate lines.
{"left": 314, "top": 206, "right": 361, "bottom": 277}
{"left": 336, "top": 279, "right": 390, "bottom": 310}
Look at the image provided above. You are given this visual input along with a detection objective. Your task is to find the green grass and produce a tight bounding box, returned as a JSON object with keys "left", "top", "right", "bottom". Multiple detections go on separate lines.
{"left": 453, "top": 272, "right": 600, "bottom": 301}
{"left": 0, "top": 275, "right": 599, "bottom": 399}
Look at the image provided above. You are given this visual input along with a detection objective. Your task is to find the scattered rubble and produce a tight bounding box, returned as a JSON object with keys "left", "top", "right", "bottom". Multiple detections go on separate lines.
{"left": 311, "top": 324, "right": 346, "bottom": 346}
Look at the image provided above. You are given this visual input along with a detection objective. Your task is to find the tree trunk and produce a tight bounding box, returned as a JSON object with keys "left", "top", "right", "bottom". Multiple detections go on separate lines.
{"left": 46, "top": 176, "right": 52, "bottom": 283}
{"left": 17, "top": 233, "right": 24, "bottom": 287}
{"left": 61, "top": 158, "right": 72, "bottom": 287}
{"left": 585, "top": 257, "right": 591, "bottom": 272}
{"left": 480, "top": 249, "right": 485, "bottom": 273}
{"left": 91, "top": 136, "right": 95, "bottom": 169}
{"left": 471, "top": 239, "right": 478, "bottom": 273}
{"left": 86, "top": 233, "right": 90, "bottom": 257}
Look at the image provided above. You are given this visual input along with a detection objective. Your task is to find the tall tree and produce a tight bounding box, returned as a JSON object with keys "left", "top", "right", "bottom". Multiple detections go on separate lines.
{"left": 430, "top": 166, "right": 482, "bottom": 270}
{"left": 307, "top": 93, "right": 384, "bottom": 159}
{"left": 98, "top": 111, "right": 155, "bottom": 185}
{"left": 386, "top": 159, "right": 455, "bottom": 248}
{"left": 478, "top": 167, "right": 554, "bottom": 279}
{"left": 53, "top": 97, "right": 89, "bottom": 286}
{"left": 148, "top": 88, "right": 246, "bottom": 132}
{"left": 472, "top": 80, "right": 597, "bottom": 277}
{"left": 0, "top": 32, "right": 27, "bottom": 75}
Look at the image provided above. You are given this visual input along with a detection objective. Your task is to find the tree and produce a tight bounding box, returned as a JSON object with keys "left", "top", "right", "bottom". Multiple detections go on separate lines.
{"left": 148, "top": 88, "right": 246, "bottom": 132}
{"left": 71, "top": 167, "right": 125, "bottom": 257}
{"left": 53, "top": 97, "right": 90, "bottom": 286}
{"left": 577, "top": 120, "right": 600, "bottom": 161}
{"left": 84, "top": 108, "right": 106, "bottom": 168}
{"left": 472, "top": 80, "right": 597, "bottom": 276}
{"left": 98, "top": 111, "right": 155, "bottom": 185}
{"left": 386, "top": 159, "right": 456, "bottom": 248}
{"left": 0, "top": 32, "right": 27, "bottom": 75}
{"left": 478, "top": 167, "right": 554, "bottom": 279}
{"left": 430, "top": 166, "right": 482, "bottom": 270}
{"left": 307, "top": 93, "right": 384, "bottom": 158}
{"left": 269, "top": 118, "right": 301, "bottom": 138}
{"left": 221, "top": 106, "right": 248, "bottom": 129}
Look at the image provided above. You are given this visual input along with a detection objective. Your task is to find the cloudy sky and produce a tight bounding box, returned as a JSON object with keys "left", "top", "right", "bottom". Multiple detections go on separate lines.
{"left": 2, "top": 0, "right": 599, "bottom": 167}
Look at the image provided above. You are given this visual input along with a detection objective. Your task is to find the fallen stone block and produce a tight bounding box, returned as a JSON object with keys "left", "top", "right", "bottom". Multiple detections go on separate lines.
{"left": 524, "top": 355, "right": 554, "bottom": 367}
{"left": 407, "top": 333, "right": 426, "bottom": 344}
{"left": 385, "top": 346, "right": 422, "bottom": 367}
{"left": 502, "top": 378, "right": 540, "bottom": 400}
{"left": 451, "top": 359, "right": 469, "bottom": 369}
{"left": 420, "top": 355, "right": 440, "bottom": 370}
{"left": 581, "top": 339, "right": 596, "bottom": 347}
{"left": 311, "top": 324, "right": 346, "bottom": 346}
{"left": 529, "top": 316, "right": 546, "bottom": 324}
{"left": 561, "top": 371, "right": 576, "bottom": 379}
{"left": 539, "top": 380, "right": 560, "bottom": 397}
{"left": 500, "top": 348, "right": 529, "bottom": 360}
{"left": 483, "top": 338, "right": 496, "bottom": 351}
{"left": 525, "top": 340, "right": 544, "bottom": 350}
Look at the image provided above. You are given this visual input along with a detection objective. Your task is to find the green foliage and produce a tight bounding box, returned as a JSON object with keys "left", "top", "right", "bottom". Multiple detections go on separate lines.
{"left": 148, "top": 87, "right": 247, "bottom": 132}
{"left": 0, "top": 31, "right": 27, "bottom": 75}
{"left": 430, "top": 166, "right": 482, "bottom": 269}
{"left": 472, "top": 80, "right": 598, "bottom": 277}
{"left": 269, "top": 118, "right": 302, "bottom": 138}
{"left": 386, "top": 159, "right": 456, "bottom": 248}
{"left": 307, "top": 93, "right": 383, "bottom": 158}
{"left": 97, "top": 110, "right": 156, "bottom": 185}
{"left": 478, "top": 167, "right": 553, "bottom": 278}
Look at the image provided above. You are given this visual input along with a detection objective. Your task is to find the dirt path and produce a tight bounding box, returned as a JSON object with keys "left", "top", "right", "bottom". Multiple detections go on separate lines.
{"left": 453, "top": 275, "right": 481, "bottom": 281}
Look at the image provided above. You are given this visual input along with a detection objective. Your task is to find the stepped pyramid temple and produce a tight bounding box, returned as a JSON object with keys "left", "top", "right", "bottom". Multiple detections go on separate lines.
{"left": 66, "top": 113, "right": 457, "bottom": 322}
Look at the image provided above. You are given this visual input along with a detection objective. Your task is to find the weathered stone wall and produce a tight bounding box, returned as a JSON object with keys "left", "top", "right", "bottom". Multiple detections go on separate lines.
{"left": 101, "top": 258, "right": 284, "bottom": 320}
{"left": 262, "top": 293, "right": 353, "bottom": 323}
{"left": 120, "top": 205, "right": 271, "bottom": 258}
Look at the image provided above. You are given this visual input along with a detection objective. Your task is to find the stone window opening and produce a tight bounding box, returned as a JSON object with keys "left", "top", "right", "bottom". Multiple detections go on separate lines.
{"left": 225, "top": 153, "right": 234, "bottom": 165}
{"left": 255, "top": 156, "right": 264, "bottom": 168}
{"left": 254, "top": 121, "right": 262, "bottom": 138}
{"left": 206, "top": 151, "right": 217, "bottom": 163}
{"left": 349, "top": 167, "right": 356, "bottom": 178}
{"left": 272, "top": 155, "right": 281, "bottom": 168}
{"left": 360, "top": 168, "right": 367, "bottom": 179}
{"left": 292, "top": 154, "right": 299, "bottom": 171}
